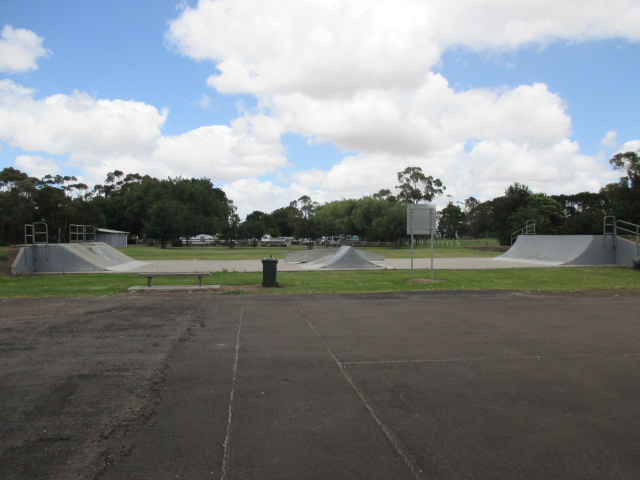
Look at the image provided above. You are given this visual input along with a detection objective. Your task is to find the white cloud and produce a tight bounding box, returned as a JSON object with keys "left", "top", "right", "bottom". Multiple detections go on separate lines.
{"left": 162, "top": 0, "right": 630, "bottom": 217}
{"left": 276, "top": 138, "right": 617, "bottom": 214}
{"left": 14, "top": 154, "right": 60, "bottom": 178}
{"left": 150, "top": 114, "right": 289, "bottom": 182}
{"left": 198, "top": 93, "right": 212, "bottom": 109}
{"left": 168, "top": 0, "right": 440, "bottom": 96}
{"left": 0, "top": 25, "right": 50, "bottom": 73}
{"left": 600, "top": 130, "right": 618, "bottom": 148}
{"left": 0, "top": 80, "right": 166, "bottom": 161}
{"left": 222, "top": 178, "right": 325, "bottom": 217}
{"left": 620, "top": 140, "right": 640, "bottom": 153}
{"left": 167, "top": 0, "right": 640, "bottom": 98}
{"left": 433, "top": 0, "right": 640, "bottom": 49}
{"left": 5, "top": 2, "right": 637, "bottom": 217}
{"left": 0, "top": 80, "right": 289, "bottom": 193}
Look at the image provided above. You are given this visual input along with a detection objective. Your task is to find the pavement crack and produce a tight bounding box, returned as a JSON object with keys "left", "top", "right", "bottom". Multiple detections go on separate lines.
{"left": 300, "top": 309, "right": 428, "bottom": 480}
{"left": 220, "top": 309, "right": 243, "bottom": 480}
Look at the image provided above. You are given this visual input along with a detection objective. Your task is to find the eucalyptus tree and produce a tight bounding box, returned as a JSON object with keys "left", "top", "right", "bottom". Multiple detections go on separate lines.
{"left": 395, "top": 166, "right": 445, "bottom": 204}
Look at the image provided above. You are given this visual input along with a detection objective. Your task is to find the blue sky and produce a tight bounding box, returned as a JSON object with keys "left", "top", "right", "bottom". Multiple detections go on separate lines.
{"left": 1, "top": 0, "right": 639, "bottom": 218}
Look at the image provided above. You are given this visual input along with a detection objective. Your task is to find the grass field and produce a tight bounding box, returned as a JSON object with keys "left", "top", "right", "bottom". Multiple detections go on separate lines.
{"left": 1, "top": 244, "right": 637, "bottom": 298}
{"left": 1, "top": 265, "right": 638, "bottom": 298}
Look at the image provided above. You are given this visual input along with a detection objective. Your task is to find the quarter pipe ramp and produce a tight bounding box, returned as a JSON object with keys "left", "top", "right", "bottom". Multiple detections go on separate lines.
{"left": 12, "top": 242, "right": 146, "bottom": 274}
{"left": 494, "top": 235, "right": 622, "bottom": 266}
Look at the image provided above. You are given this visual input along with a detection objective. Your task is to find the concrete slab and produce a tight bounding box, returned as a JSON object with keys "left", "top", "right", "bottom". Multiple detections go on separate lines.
{"left": 116, "top": 256, "right": 557, "bottom": 274}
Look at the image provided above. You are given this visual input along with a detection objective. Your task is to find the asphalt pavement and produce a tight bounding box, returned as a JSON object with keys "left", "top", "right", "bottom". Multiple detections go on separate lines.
{"left": 92, "top": 291, "right": 640, "bottom": 480}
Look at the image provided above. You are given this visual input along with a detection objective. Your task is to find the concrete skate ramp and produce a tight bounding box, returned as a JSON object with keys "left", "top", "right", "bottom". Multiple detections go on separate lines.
{"left": 12, "top": 242, "right": 145, "bottom": 274}
{"left": 285, "top": 249, "right": 337, "bottom": 264}
{"left": 494, "top": 235, "right": 615, "bottom": 266}
{"left": 87, "top": 244, "right": 134, "bottom": 264}
{"left": 297, "top": 246, "right": 384, "bottom": 269}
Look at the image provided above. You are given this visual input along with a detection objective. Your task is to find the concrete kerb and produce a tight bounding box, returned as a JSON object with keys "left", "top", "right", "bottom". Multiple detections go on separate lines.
{"left": 128, "top": 285, "right": 221, "bottom": 293}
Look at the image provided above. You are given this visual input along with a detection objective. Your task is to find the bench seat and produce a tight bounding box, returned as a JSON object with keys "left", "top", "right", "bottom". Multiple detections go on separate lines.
{"left": 137, "top": 272, "right": 211, "bottom": 287}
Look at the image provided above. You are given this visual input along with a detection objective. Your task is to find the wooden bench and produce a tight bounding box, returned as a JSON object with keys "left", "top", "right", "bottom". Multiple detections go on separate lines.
{"left": 138, "top": 272, "right": 211, "bottom": 288}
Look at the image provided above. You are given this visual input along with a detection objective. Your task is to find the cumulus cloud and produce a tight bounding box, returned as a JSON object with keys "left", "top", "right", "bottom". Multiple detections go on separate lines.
{"left": 4, "top": 1, "right": 638, "bottom": 217}
{"left": 168, "top": 0, "right": 440, "bottom": 96}
{"left": 0, "top": 80, "right": 166, "bottom": 161}
{"left": 161, "top": 0, "right": 637, "bottom": 216}
{"left": 0, "top": 25, "right": 50, "bottom": 73}
{"left": 223, "top": 177, "right": 330, "bottom": 217}
{"left": 150, "top": 114, "right": 288, "bottom": 181}
{"left": 620, "top": 140, "right": 640, "bottom": 153}
{"left": 0, "top": 79, "right": 288, "bottom": 193}
{"left": 599, "top": 130, "right": 618, "bottom": 148}
{"left": 167, "top": 0, "right": 640, "bottom": 98}
{"left": 15, "top": 154, "right": 60, "bottom": 178}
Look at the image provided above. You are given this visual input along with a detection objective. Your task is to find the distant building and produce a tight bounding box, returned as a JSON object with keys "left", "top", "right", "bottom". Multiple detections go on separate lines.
{"left": 96, "top": 228, "right": 129, "bottom": 248}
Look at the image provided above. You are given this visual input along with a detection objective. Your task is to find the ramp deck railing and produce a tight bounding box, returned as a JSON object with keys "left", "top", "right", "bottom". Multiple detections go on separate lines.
{"left": 24, "top": 222, "right": 49, "bottom": 267}
{"left": 70, "top": 224, "right": 96, "bottom": 243}
{"left": 604, "top": 216, "right": 640, "bottom": 258}
{"left": 511, "top": 220, "right": 535, "bottom": 245}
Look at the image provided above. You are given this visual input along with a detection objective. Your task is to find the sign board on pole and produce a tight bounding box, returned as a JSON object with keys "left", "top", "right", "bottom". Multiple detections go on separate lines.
{"left": 407, "top": 204, "right": 437, "bottom": 281}
{"left": 406, "top": 204, "right": 437, "bottom": 235}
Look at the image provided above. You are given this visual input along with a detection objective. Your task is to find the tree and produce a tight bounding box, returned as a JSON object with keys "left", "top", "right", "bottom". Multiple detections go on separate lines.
{"left": 144, "top": 198, "right": 185, "bottom": 248}
{"left": 297, "top": 195, "right": 318, "bottom": 220}
{"left": 395, "top": 166, "right": 445, "bottom": 204}
{"left": 242, "top": 211, "right": 268, "bottom": 240}
{"left": 438, "top": 202, "right": 465, "bottom": 239}
{"left": 610, "top": 150, "right": 640, "bottom": 189}
{"left": 463, "top": 199, "right": 493, "bottom": 238}
{"left": 490, "top": 183, "right": 533, "bottom": 245}
{"left": 270, "top": 204, "right": 299, "bottom": 237}
{"left": 552, "top": 192, "right": 605, "bottom": 234}
{"left": 372, "top": 188, "right": 396, "bottom": 202}
{"left": 602, "top": 149, "right": 640, "bottom": 224}
{"left": 0, "top": 168, "right": 37, "bottom": 244}
{"left": 314, "top": 199, "right": 357, "bottom": 237}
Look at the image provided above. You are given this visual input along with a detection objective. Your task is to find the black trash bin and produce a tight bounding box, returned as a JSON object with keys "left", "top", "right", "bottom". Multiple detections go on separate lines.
{"left": 261, "top": 256, "right": 278, "bottom": 287}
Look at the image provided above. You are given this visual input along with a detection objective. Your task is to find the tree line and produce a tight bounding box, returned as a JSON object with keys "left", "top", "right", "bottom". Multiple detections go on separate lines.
{"left": 0, "top": 150, "right": 638, "bottom": 247}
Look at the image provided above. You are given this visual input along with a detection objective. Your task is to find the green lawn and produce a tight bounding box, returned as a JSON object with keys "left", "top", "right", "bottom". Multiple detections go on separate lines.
{"left": 1, "top": 267, "right": 638, "bottom": 298}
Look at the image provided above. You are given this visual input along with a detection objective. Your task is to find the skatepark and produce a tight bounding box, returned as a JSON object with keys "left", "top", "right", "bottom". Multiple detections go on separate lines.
{"left": 3, "top": 231, "right": 640, "bottom": 479}
{"left": 10, "top": 233, "right": 640, "bottom": 275}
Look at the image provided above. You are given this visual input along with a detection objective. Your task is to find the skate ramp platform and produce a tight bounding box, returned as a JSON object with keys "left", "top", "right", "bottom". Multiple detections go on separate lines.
{"left": 287, "top": 246, "right": 384, "bottom": 269}
{"left": 12, "top": 242, "right": 146, "bottom": 274}
{"left": 494, "top": 235, "right": 616, "bottom": 266}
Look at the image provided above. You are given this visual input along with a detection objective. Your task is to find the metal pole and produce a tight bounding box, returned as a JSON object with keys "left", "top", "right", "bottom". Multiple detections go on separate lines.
{"left": 430, "top": 208, "right": 434, "bottom": 281}
{"left": 410, "top": 208, "right": 414, "bottom": 281}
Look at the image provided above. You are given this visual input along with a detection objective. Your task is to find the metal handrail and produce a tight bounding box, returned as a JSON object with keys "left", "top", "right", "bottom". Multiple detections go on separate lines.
{"left": 70, "top": 224, "right": 96, "bottom": 243}
{"left": 24, "top": 222, "right": 49, "bottom": 268}
{"left": 511, "top": 220, "right": 535, "bottom": 245}
{"left": 616, "top": 219, "right": 640, "bottom": 257}
{"left": 603, "top": 216, "right": 640, "bottom": 257}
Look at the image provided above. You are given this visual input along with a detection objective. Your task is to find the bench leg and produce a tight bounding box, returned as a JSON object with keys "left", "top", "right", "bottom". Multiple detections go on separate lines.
{"left": 147, "top": 276, "right": 153, "bottom": 287}
{"left": 197, "top": 275, "right": 203, "bottom": 287}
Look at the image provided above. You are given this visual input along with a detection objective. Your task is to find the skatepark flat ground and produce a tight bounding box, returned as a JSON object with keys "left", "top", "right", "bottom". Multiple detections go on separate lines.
{"left": 115, "top": 256, "right": 557, "bottom": 273}
{"left": 2, "top": 291, "right": 639, "bottom": 479}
